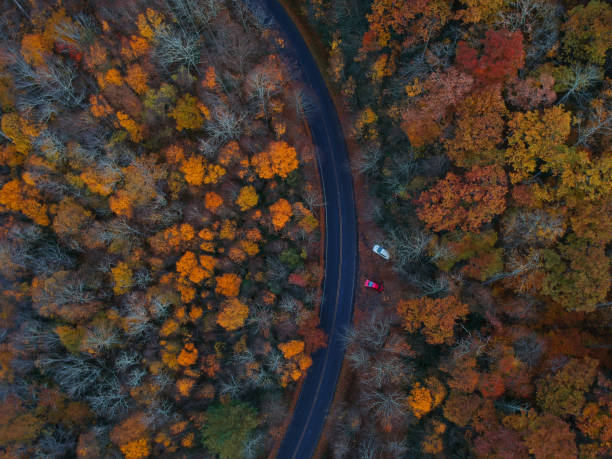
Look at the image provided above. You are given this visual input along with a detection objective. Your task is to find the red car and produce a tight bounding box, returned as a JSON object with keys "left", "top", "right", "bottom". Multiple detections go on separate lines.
{"left": 364, "top": 279, "right": 383, "bottom": 292}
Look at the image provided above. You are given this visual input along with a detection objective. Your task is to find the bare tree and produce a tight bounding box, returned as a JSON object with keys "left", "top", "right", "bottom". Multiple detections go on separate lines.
{"left": 21, "top": 321, "right": 61, "bottom": 353}
{"left": 351, "top": 142, "right": 382, "bottom": 175}
{"left": 38, "top": 355, "right": 102, "bottom": 398}
{"left": 114, "top": 351, "right": 140, "bottom": 372}
{"left": 358, "top": 437, "right": 381, "bottom": 459}
{"left": 388, "top": 228, "right": 432, "bottom": 269}
{"left": 246, "top": 69, "right": 282, "bottom": 119}
{"left": 495, "top": 400, "right": 530, "bottom": 415}
{"left": 247, "top": 304, "right": 274, "bottom": 336}
{"left": 363, "top": 355, "right": 408, "bottom": 389}
{"left": 84, "top": 322, "right": 120, "bottom": 353}
{"left": 219, "top": 374, "right": 243, "bottom": 397}
{"left": 575, "top": 97, "right": 612, "bottom": 146}
{"left": 332, "top": 434, "right": 351, "bottom": 458}
{"left": 55, "top": 13, "right": 98, "bottom": 48}
{"left": 264, "top": 349, "right": 283, "bottom": 373}
{"left": 384, "top": 440, "right": 409, "bottom": 456}
{"left": 123, "top": 305, "right": 151, "bottom": 337}
{"left": 150, "top": 295, "right": 173, "bottom": 319}
{"left": 86, "top": 379, "right": 128, "bottom": 419}
{"left": 346, "top": 346, "right": 370, "bottom": 372}
{"left": 8, "top": 50, "right": 84, "bottom": 121}
{"left": 34, "top": 427, "right": 75, "bottom": 459}
{"left": 266, "top": 256, "right": 289, "bottom": 284}
{"left": 557, "top": 65, "right": 603, "bottom": 105}
{"left": 200, "top": 104, "right": 245, "bottom": 156}
{"left": 289, "top": 86, "right": 318, "bottom": 122}
{"left": 408, "top": 273, "right": 450, "bottom": 296}
{"left": 127, "top": 368, "right": 147, "bottom": 387}
{"left": 165, "top": 0, "right": 221, "bottom": 33}
{"left": 344, "top": 311, "right": 391, "bottom": 352}
{"left": 243, "top": 432, "right": 264, "bottom": 459}
{"left": 278, "top": 295, "right": 299, "bottom": 314}
{"left": 146, "top": 399, "right": 176, "bottom": 427}
{"left": 484, "top": 250, "right": 541, "bottom": 287}
{"left": 153, "top": 371, "right": 172, "bottom": 391}
{"left": 513, "top": 332, "right": 544, "bottom": 367}
{"left": 212, "top": 24, "right": 258, "bottom": 77}
{"left": 154, "top": 28, "right": 202, "bottom": 72}
{"left": 496, "top": 0, "right": 562, "bottom": 66}
{"left": 362, "top": 390, "right": 406, "bottom": 427}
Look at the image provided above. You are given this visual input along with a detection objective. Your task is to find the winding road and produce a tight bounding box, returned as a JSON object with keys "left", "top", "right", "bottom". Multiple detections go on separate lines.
{"left": 256, "top": 1, "right": 358, "bottom": 457}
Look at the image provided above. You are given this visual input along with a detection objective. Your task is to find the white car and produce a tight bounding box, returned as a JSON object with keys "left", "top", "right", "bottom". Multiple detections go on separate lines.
{"left": 372, "top": 244, "right": 390, "bottom": 260}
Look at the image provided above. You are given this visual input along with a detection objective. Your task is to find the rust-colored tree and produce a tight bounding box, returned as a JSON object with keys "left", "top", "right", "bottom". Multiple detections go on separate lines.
{"left": 415, "top": 165, "right": 508, "bottom": 232}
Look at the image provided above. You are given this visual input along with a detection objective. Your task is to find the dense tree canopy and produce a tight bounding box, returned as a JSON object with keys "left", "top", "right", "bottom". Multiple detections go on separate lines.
{"left": 0, "top": 0, "right": 325, "bottom": 456}
{"left": 299, "top": 0, "right": 612, "bottom": 454}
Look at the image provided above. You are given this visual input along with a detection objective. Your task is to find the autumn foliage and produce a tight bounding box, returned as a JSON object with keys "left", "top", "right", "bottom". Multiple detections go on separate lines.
{"left": 396, "top": 296, "right": 469, "bottom": 345}
{"left": 301, "top": 0, "right": 612, "bottom": 455}
{"left": 415, "top": 165, "right": 508, "bottom": 232}
{"left": 217, "top": 298, "right": 249, "bottom": 331}
{"left": 251, "top": 141, "right": 299, "bottom": 179}
{"left": 456, "top": 30, "right": 525, "bottom": 85}
{"left": 0, "top": 0, "right": 327, "bottom": 457}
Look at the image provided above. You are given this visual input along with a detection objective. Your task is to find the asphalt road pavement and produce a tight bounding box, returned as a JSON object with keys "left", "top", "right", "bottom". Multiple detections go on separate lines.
{"left": 255, "top": 1, "right": 359, "bottom": 458}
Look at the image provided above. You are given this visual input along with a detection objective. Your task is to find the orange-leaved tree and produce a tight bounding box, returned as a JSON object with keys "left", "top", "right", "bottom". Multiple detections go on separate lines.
{"left": 109, "top": 413, "right": 150, "bottom": 459}
{"left": 204, "top": 191, "right": 224, "bottom": 213}
{"left": 269, "top": 198, "right": 293, "bottom": 231}
{"left": 251, "top": 141, "right": 299, "bottom": 179}
{"left": 396, "top": 295, "right": 469, "bottom": 345}
{"left": 217, "top": 298, "right": 249, "bottom": 330}
{"left": 180, "top": 156, "right": 205, "bottom": 186}
{"left": 125, "top": 64, "right": 149, "bottom": 95}
{"left": 176, "top": 251, "right": 214, "bottom": 284}
{"left": 444, "top": 85, "right": 507, "bottom": 167}
{"left": 278, "top": 340, "right": 305, "bottom": 359}
{"left": 179, "top": 157, "right": 226, "bottom": 186}
{"left": 0, "top": 179, "right": 50, "bottom": 226}
{"left": 52, "top": 198, "right": 92, "bottom": 238}
{"left": 215, "top": 273, "right": 241, "bottom": 297}
{"left": 1, "top": 113, "right": 39, "bottom": 156}
{"left": 177, "top": 342, "right": 199, "bottom": 367}
{"left": 416, "top": 164, "right": 508, "bottom": 232}
{"left": 407, "top": 382, "right": 434, "bottom": 418}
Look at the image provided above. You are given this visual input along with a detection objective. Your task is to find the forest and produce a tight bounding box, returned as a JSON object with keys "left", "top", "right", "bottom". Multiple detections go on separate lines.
{"left": 297, "top": 0, "right": 611, "bottom": 456}
{"left": 0, "top": 0, "right": 328, "bottom": 457}
{"left": 1, "top": 0, "right": 611, "bottom": 457}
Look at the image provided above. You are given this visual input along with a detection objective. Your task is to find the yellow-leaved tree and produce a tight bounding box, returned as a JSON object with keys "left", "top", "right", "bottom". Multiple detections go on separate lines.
{"left": 235, "top": 185, "right": 259, "bottom": 211}
{"left": 111, "top": 262, "right": 133, "bottom": 295}
{"left": 169, "top": 94, "right": 204, "bottom": 131}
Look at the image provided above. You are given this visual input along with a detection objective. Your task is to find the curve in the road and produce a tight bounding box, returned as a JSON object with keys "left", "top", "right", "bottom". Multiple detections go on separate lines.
{"left": 255, "top": 1, "right": 359, "bottom": 458}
